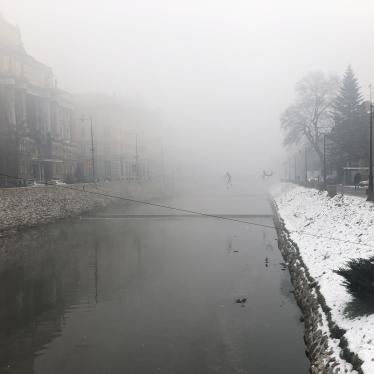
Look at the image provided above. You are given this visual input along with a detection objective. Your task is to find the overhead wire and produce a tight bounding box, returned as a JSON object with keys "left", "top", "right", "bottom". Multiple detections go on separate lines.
{"left": 0, "top": 172, "right": 373, "bottom": 248}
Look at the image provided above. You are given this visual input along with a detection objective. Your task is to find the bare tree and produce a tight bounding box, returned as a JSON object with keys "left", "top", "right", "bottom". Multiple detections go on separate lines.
{"left": 281, "top": 71, "right": 339, "bottom": 166}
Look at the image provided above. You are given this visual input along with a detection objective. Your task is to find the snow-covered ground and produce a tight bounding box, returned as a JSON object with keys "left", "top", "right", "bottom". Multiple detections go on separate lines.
{"left": 272, "top": 184, "right": 374, "bottom": 374}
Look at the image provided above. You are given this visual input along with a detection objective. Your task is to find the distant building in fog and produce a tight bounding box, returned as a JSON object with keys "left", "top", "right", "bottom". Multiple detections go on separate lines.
{"left": 0, "top": 15, "right": 159, "bottom": 187}
{"left": 0, "top": 14, "right": 78, "bottom": 186}
{"left": 74, "top": 94, "right": 151, "bottom": 182}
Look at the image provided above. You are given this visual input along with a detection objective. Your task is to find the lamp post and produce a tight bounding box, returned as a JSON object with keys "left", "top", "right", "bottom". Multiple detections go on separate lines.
{"left": 304, "top": 146, "right": 308, "bottom": 185}
{"left": 79, "top": 116, "right": 95, "bottom": 183}
{"left": 123, "top": 129, "right": 139, "bottom": 182}
{"left": 90, "top": 118, "right": 96, "bottom": 182}
{"left": 368, "top": 85, "right": 374, "bottom": 201}
{"left": 319, "top": 127, "right": 331, "bottom": 191}
{"left": 135, "top": 133, "right": 139, "bottom": 181}
{"left": 323, "top": 133, "right": 327, "bottom": 191}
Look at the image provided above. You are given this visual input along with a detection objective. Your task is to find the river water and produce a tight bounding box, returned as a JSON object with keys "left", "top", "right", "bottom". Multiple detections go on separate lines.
{"left": 0, "top": 186, "right": 308, "bottom": 373}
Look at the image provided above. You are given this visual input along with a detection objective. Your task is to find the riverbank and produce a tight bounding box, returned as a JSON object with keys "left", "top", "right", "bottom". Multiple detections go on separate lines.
{"left": 0, "top": 180, "right": 166, "bottom": 235}
{"left": 272, "top": 184, "right": 374, "bottom": 374}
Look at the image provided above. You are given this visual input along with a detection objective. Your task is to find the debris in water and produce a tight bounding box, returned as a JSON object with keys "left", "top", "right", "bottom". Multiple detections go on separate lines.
{"left": 235, "top": 297, "right": 247, "bottom": 304}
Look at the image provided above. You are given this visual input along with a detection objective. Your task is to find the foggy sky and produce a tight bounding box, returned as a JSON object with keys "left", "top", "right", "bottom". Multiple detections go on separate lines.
{"left": 1, "top": 0, "right": 374, "bottom": 176}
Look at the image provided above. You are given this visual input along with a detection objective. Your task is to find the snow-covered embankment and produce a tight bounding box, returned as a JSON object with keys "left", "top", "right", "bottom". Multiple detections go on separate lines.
{"left": 272, "top": 184, "right": 374, "bottom": 374}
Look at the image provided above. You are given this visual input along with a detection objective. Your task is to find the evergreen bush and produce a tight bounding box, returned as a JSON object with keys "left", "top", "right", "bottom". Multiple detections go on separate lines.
{"left": 335, "top": 257, "right": 374, "bottom": 304}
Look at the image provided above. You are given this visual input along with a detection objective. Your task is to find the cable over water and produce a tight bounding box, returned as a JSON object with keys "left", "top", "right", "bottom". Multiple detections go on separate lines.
{"left": 0, "top": 172, "right": 372, "bottom": 248}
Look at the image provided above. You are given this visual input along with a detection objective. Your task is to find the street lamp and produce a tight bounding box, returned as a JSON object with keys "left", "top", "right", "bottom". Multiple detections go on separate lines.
{"left": 122, "top": 129, "right": 139, "bottom": 182}
{"left": 297, "top": 148, "right": 308, "bottom": 186}
{"left": 319, "top": 127, "right": 331, "bottom": 191}
{"left": 304, "top": 146, "right": 308, "bottom": 185}
{"left": 368, "top": 85, "right": 374, "bottom": 201}
{"left": 323, "top": 133, "right": 327, "bottom": 190}
{"left": 78, "top": 116, "right": 95, "bottom": 183}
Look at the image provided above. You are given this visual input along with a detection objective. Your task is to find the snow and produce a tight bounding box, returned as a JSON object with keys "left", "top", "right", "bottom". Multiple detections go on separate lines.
{"left": 318, "top": 303, "right": 359, "bottom": 373}
{"left": 272, "top": 184, "right": 374, "bottom": 374}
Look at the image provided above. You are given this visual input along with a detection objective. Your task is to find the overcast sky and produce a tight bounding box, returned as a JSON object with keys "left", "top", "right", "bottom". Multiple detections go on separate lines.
{"left": 1, "top": 0, "right": 374, "bottom": 176}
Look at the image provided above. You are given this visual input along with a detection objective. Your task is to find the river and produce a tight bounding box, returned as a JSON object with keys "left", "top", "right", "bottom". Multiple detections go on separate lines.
{"left": 0, "top": 183, "right": 308, "bottom": 373}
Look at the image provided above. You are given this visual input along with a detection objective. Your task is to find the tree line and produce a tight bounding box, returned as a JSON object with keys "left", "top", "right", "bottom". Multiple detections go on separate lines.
{"left": 281, "top": 66, "right": 369, "bottom": 182}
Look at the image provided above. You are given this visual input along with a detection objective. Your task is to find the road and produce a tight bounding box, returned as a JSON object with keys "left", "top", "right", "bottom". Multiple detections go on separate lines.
{"left": 0, "top": 182, "right": 308, "bottom": 373}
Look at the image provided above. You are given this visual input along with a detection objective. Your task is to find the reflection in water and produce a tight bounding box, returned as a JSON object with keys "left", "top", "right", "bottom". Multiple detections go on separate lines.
{"left": 135, "top": 234, "right": 142, "bottom": 277}
{"left": 0, "top": 226, "right": 84, "bottom": 373}
{"left": 0, "top": 209, "right": 308, "bottom": 374}
{"left": 226, "top": 237, "right": 233, "bottom": 254}
{"left": 0, "top": 221, "right": 144, "bottom": 373}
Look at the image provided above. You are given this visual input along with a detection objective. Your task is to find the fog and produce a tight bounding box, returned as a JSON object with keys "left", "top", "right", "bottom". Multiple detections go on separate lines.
{"left": 2, "top": 0, "right": 374, "bottom": 178}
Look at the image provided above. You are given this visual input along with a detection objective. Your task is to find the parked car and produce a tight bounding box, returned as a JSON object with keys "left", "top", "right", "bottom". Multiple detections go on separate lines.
{"left": 359, "top": 180, "right": 369, "bottom": 188}
{"left": 48, "top": 179, "right": 66, "bottom": 185}
{"left": 30, "top": 181, "right": 45, "bottom": 187}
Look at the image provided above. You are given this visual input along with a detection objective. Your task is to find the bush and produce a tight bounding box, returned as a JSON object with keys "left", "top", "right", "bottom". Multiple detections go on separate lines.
{"left": 335, "top": 257, "right": 374, "bottom": 305}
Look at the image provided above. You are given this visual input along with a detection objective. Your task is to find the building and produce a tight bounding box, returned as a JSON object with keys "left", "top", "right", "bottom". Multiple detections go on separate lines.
{"left": 74, "top": 94, "right": 150, "bottom": 182}
{"left": 0, "top": 15, "right": 78, "bottom": 186}
{"left": 0, "top": 15, "right": 159, "bottom": 187}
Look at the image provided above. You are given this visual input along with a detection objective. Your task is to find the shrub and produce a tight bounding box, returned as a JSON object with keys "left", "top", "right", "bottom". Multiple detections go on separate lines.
{"left": 334, "top": 257, "right": 374, "bottom": 305}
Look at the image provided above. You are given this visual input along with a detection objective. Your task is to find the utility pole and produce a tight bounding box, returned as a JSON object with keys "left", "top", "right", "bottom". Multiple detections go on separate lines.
{"left": 305, "top": 146, "right": 308, "bottom": 184}
{"left": 133, "top": 133, "right": 139, "bottom": 182}
{"left": 368, "top": 85, "right": 374, "bottom": 201}
{"left": 90, "top": 117, "right": 96, "bottom": 183}
{"left": 294, "top": 155, "right": 297, "bottom": 184}
{"left": 323, "top": 133, "right": 327, "bottom": 191}
{"left": 161, "top": 144, "right": 167, "bottom": 189}
{"left": 78, "top": 116, "right": 96, "bottom": 183}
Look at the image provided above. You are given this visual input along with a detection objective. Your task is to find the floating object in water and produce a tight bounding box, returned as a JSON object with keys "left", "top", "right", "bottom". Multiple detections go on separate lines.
{"left": 235, "top": 297, "right": 247, "bottom": 304}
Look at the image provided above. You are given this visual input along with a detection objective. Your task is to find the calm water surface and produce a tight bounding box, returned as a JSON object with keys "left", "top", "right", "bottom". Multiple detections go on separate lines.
{"left": 0, "top": 190, "right": 308, "bottom": 374}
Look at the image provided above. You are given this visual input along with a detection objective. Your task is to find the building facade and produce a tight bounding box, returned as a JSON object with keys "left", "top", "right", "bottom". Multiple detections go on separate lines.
{"left": 0, "top": 16, "right": 155, "bottom": 187}
{"left": 0, "top": 15, "right": 79, "bottom": 186}
{"left": 74, "top": 94, "right": 150, "bottom": 183}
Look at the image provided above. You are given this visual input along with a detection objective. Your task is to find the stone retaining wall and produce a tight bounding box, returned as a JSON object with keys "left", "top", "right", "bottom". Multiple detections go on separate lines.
{"left": 271, "top": 199, "right": 363, "bottom": 374}
{"left": 0, "top": 180, "right": 166, "bottom": 235}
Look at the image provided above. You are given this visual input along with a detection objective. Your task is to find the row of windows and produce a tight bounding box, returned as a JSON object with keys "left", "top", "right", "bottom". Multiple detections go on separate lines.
{"left": 0, "top": 52, "right": 53, "bottom": 88}
{"left": 25, "top": 96, "right": 74, "bottom": 141}
{"left": 52, "top": 143, "right": 74, "bottom": 160}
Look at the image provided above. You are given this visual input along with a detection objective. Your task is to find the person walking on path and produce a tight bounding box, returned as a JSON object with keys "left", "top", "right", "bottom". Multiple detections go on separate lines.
{"left": 225, "top": 172, "right": 232, "bottom": 189}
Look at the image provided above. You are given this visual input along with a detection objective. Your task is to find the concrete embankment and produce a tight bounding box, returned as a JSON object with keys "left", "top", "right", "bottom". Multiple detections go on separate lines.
{"left": 0, "top": 181, "right": 165, "bottom": 235}
{"left": 271, "top": 201, "right": 362, "bottom": 374}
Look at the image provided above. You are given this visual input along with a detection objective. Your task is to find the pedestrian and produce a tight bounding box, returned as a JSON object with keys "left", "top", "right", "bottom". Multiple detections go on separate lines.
{"left": 225, "top": 172, "right": 232, "bottom": 189}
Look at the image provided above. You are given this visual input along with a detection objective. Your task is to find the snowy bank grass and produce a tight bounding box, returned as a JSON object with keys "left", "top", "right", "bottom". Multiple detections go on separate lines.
{"left": 273, "top": 184, "right": 374, "bottom": 374}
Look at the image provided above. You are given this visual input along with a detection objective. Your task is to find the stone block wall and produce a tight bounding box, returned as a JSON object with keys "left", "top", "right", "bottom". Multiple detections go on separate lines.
{"left": 0, "top": 180, "right": 166, "bottom": 234}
